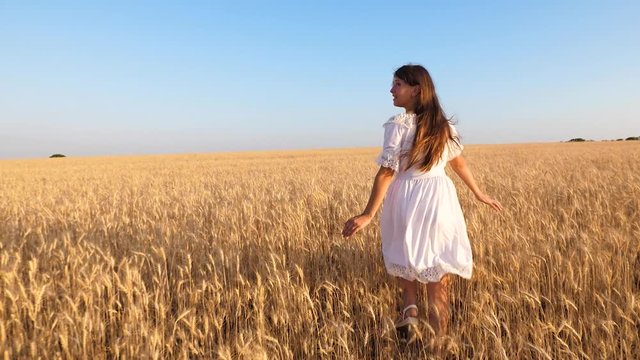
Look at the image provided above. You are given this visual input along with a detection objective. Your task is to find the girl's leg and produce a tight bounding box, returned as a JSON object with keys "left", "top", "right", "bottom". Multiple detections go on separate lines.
{"left": 426, "top": 274, "right": 451, "bottom": 335}
{"left": 396, "top": 277, "right": 418, "bottom": 318}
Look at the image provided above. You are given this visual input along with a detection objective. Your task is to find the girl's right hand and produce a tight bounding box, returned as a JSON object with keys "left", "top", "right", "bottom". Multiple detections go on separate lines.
{"left": 341, "top": 214, "right": 372, "bottom": 238}
{"left": 475, "top": 193, "right": 504, "bottom": 212}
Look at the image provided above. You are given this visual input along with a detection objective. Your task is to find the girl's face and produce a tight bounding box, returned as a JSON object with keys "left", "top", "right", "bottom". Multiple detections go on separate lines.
{"left": 390, "top": 77, "right": 419, "bottom": 111}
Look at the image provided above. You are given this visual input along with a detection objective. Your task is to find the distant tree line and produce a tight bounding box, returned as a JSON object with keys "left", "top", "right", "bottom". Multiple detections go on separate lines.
{"left": 45, "top": 136, "right": 640, "bottom": 159}
{"left": 567, "top": 136, "right": 639, "bottom": 142}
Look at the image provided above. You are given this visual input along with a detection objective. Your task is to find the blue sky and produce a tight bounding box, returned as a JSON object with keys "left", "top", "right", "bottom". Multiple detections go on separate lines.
{"left": 1, "top": 1, "right": 638, "bottom": 159}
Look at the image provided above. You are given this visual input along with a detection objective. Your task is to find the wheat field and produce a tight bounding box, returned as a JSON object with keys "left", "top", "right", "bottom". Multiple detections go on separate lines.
{"left": 0, "top": 142, "right": 638, "bottom": 359}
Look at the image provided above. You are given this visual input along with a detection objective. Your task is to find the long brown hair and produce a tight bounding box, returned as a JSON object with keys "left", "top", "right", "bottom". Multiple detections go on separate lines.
{"left": 394, "top": 64, "right": 459, "bottom": 172}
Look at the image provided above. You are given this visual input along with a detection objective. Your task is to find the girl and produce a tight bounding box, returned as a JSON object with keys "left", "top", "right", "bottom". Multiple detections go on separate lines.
{"left": 341, "top": 64, "right": 503, "bottom": 336}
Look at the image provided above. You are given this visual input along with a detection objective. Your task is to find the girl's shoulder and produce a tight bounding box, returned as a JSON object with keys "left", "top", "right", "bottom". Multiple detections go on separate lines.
{"left": 448, "top": 122, "right": 459, "bottom": 135}
{"left": 382, "top": 113, "right": 416, "bottom": 129}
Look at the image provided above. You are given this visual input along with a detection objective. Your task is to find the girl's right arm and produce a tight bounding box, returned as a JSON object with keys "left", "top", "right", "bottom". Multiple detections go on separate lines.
{"left": 448, "top": 155, "right": 503, "bottom": 212}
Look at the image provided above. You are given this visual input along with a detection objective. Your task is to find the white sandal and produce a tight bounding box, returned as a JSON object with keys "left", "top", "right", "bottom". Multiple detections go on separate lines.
{"left": 395, "top": 304, "right": 419, "bottom": 328}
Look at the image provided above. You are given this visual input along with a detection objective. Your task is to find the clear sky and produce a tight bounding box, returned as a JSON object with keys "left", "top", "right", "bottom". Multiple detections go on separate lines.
{"left": 1, "top": 0, "right": 638, "bottom": 159}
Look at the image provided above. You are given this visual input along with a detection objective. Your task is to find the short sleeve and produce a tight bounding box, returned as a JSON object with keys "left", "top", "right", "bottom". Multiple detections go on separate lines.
{"left": 375, "top": 118, "right": 405, "bottom": 171}
{"left": 446, "top": 124, "right": 464, "bottom": 161}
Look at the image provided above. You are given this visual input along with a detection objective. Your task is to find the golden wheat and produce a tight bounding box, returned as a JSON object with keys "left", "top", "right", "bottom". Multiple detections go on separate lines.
{"left": 0, "top": 142, "right": 638, "bottom": 359}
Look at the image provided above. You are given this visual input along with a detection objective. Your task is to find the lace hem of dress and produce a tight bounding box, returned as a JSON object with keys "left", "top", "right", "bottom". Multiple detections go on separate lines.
{"left": 375, "top": 151, "right": 399, "bottom": 172}
{"left": 386, "top": 262, "right": 448, "bottom": 283}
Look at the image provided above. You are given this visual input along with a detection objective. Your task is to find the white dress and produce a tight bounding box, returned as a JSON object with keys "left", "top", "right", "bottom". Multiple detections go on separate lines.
{"left": 375, "top": 113, "right": 472, "bottom": 283}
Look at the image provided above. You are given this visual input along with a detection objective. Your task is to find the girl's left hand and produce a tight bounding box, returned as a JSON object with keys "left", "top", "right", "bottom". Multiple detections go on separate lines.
{"left": 341, "top": 214, "right": 372, "bottom": 237}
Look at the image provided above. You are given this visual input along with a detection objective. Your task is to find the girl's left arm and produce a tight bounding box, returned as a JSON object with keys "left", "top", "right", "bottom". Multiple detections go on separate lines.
{"left": 448, "top": 155, "right": 504, "bottom": 212}
{"left": 341, "top": 166, "right": 395, "bottom": 237}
